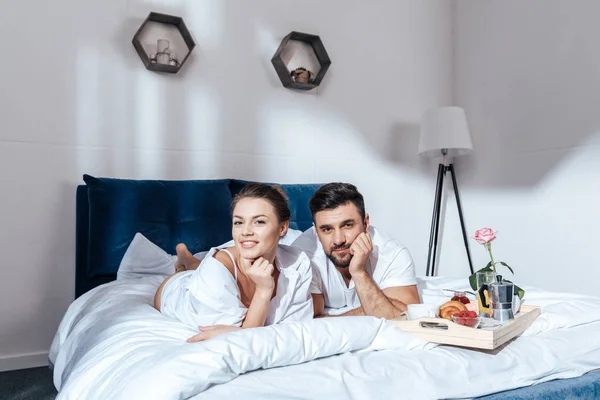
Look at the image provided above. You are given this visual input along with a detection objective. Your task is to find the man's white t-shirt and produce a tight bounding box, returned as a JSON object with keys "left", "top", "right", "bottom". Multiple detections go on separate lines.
{"left": 292, "top": 226, "right": 417, "bottom": 310}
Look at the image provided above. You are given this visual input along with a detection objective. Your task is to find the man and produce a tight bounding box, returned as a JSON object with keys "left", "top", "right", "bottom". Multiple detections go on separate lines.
{"left": 293, "top": 183, "right": 420, "bottom": 319}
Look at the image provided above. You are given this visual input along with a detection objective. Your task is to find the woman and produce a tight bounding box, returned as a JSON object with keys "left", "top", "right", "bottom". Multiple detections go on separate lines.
{"left": 154, "top": 183, "right": 314, "bottom": 342}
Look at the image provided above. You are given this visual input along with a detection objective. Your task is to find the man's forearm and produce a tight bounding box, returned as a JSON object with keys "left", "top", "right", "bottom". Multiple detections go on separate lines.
{"left": 316, "top": 306, "right": 364, "bottom": 317}
{"left": 352, "top": 272, "right": 403, "bottom": 319}
{"left": 319, "top": 299, "right": 406, "bottom": 318}
{"left": 338, "top": 306, "right": 365, "bottom": 316}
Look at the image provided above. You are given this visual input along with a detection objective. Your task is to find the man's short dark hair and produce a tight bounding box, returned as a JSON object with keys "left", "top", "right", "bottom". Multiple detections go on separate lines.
{"left": 309, "top": 183, "right": 366, "bottom": 221}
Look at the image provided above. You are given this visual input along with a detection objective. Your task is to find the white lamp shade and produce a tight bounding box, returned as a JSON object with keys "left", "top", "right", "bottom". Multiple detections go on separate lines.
{"left": 418, "top": 107, "right": 473, "bottom": 158}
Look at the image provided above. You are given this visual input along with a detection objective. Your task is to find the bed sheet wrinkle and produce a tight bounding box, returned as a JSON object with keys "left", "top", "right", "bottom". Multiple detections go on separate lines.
{"left": 59, "top": 319, "right": 190, "bottom": 392}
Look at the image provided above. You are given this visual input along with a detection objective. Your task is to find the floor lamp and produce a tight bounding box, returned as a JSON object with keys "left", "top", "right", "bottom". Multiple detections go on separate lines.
{"left": 419, "top": 107, "right": 475, "bottom": 277}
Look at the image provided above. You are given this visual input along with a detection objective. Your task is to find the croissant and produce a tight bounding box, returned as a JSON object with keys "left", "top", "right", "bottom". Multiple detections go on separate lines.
{"left": 439, "top": 300, "right": 468, "bottom": 320}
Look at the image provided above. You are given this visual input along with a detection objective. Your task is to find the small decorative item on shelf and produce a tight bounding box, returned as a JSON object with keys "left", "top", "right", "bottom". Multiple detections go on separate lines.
{"left": 468, "top": 228, "right": 525, "bottom": 316}
{"left": 290, "top": 67, "right": 312, "bottom": 84}
{"left": 132, "top": 12, "right": 195, "bottom": 74}
{"left": 271, "top": 31, "right": 331, "bottom": 91}
{"left": 155, "top": 39, "right": 172, "bottom": 65}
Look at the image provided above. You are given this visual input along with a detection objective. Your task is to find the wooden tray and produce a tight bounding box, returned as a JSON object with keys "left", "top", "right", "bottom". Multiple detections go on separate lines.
{"left": 391, "top": 305, "right": 541, "bottom": 350}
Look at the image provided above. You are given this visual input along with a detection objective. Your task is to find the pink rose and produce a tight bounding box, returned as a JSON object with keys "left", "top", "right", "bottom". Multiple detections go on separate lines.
{"left": 473, "top": 228, "right": 497, "bottom": 245}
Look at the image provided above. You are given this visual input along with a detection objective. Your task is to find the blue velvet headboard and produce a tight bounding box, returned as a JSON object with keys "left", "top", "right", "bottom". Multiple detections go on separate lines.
{"left": 75, "top": 175, "right": 321, "bottom": 298}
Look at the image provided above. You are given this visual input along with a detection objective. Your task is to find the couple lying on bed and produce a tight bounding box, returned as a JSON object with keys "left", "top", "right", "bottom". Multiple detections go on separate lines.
{"left": 154, "top": 182, "right": 420, "bottom": 342}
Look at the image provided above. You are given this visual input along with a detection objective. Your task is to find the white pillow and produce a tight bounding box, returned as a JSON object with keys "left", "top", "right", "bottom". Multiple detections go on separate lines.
{"left": 116, "top": 233, "right": 177, "bottom": 280}
{"left": 117, "top": 230, "right": 304, "bottom": 280}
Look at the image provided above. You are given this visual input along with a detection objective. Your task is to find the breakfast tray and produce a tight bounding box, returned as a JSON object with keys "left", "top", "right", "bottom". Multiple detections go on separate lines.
{"left": 391, "top": 305, "right": 541, "bottom": 350}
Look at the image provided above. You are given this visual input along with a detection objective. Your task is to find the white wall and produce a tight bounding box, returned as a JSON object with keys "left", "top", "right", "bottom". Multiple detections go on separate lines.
{"left": 0, "top": 0, "right": 453, "bottom": 370}
{"left": 441, "top": 1, "right": 600, "bottom": 294}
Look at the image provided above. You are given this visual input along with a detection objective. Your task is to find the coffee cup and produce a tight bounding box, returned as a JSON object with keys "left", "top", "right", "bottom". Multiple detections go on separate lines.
{"left": 401, "top": 304, "right": 439, "bottom": 320}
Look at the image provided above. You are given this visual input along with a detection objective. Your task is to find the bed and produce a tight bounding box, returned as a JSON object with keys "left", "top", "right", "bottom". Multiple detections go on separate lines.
{"left": 50, "top": 175, "right": 600, "bottom": 399}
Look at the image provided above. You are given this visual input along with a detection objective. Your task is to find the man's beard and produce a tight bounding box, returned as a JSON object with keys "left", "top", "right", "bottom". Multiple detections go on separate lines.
{"left": 326, "top": 244, "right": 353, "bottom": 268}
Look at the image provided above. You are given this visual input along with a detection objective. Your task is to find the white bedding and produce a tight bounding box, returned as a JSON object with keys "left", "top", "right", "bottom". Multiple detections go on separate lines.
{"left": 50, "top": 276, "right": 600, "bottom": 399}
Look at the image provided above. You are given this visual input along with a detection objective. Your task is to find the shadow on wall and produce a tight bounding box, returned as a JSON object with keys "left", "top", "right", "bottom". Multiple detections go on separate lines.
{"left": 108, "top": 0, "right": 264, "bottom": 180}
{"left": 379, "top": 102, "right": 600, "bottom": 192}
{"left": 454, "top": 0, "right": 600, "bottom": 189}
{"left": 387, "top": 122, "right": 430, "bottom": 172}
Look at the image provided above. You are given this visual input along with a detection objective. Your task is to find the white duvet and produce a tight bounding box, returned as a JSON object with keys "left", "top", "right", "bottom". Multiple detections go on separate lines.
{"left": 50, "top": 276, "right": 600, "bottom": 399}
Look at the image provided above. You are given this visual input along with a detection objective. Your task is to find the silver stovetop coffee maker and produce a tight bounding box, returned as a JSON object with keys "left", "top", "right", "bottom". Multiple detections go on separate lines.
{"left": 490, "top": 275, "right": 514, "bottom": 323}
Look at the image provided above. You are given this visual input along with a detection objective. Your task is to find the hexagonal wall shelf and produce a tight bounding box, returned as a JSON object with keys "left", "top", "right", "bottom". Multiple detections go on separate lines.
{"left": 132, "top": 12, "right": 196, "bottom": 74}
{"left": 271, "top": 31, "right": 332, "bottom": 91}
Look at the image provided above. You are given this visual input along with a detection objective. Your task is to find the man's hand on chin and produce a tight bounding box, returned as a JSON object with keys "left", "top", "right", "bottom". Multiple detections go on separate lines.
{"left": 348, "top": 232, "right": 373, "bottom": 276}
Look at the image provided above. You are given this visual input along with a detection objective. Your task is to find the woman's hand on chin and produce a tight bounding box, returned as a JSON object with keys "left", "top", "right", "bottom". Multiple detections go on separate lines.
{"left": 187, "top": 325, "right": 242, "bottom": 342}
{"left": 244, "top": 257, "right": 276, "bottom": 292}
